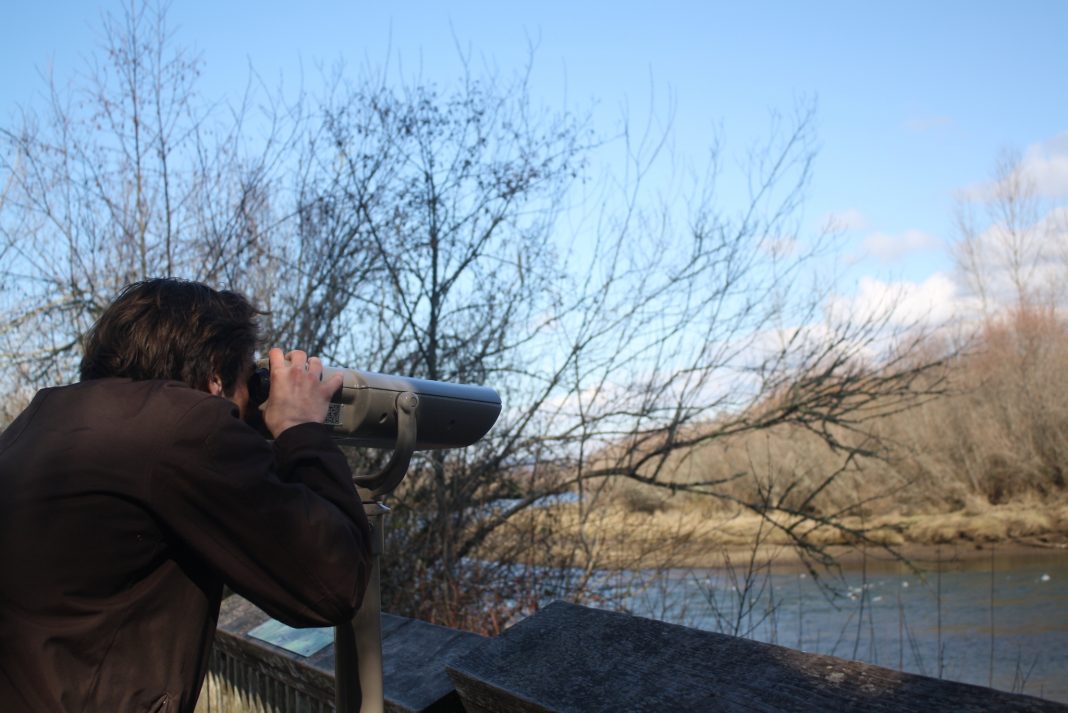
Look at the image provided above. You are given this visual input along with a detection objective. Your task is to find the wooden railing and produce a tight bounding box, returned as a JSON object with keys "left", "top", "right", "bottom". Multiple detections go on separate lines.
{"left": 198, "top": 596, "right": 1067, "bottom": 713}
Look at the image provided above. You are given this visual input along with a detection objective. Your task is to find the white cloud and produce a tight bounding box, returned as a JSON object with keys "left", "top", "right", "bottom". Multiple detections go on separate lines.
{"left": 827, "top": 273, "right": 963, "bottom": 330}
{"left": 1022, "top": 131, "right": 1068, "bottom": 197}
{"left": 823, "top": 208, "right": 869, "bottom": 232}
{"left": 959, "top": 131, "right": 1068, "bottom": 202}
{"left": 854, "top": 273, "right": 960, "bottom": 326}
{"left": 745, "top": 275, "right": 963, "bottom": 376}
{"left": 861, "top": 229, "right": 939, "bottom": 263}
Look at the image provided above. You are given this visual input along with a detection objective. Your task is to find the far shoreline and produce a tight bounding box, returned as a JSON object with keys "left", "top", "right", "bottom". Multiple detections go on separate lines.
{"left": 715, "top": 538, "right": 1068, "bottom": 574}
{"left": 490, "top": 500, "right": 1068, "bottom": 572}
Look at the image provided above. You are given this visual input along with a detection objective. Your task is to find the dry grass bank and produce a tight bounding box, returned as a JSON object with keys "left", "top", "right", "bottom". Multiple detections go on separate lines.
{"left": 480, "top": 497, "right": 1068, "bottom": 570}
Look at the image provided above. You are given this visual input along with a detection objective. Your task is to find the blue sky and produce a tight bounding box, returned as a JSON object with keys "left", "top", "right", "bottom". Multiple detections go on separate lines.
{"left": 4, "top": 1, "right": 1066, "bottom": 318}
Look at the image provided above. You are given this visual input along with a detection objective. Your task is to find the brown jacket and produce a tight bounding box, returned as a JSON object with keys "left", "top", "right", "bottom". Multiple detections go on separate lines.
{"left": 0, "top": 379, "right": 372, "bottom": 712}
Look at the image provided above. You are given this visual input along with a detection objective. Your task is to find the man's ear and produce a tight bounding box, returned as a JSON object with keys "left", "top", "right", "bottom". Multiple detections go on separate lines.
{"left": 208, "top": 374, "right": 223, "bottom": 396}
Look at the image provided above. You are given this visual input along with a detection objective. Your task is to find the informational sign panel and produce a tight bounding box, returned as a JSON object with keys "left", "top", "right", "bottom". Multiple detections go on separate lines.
{"left": 248, "top": 618, "right": 333, "bottom": 657}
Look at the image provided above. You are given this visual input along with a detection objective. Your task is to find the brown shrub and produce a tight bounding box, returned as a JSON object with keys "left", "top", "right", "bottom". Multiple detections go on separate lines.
{"left": 620, "top": 304, "right": 1068, "bottom": 518}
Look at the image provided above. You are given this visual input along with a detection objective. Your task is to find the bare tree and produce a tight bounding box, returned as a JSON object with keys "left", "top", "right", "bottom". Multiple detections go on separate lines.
{"left": 954, "top": 149, "right": 1067, "bottom": 315}
{"left": 0, "top": 0, "right": 291, "bottom": 416}
{"left": 1, "top": 1, "right": 949, "bottom": 632}
{"left": 943, "top": 150, "right": 1068, "bottom": 506}
{"left": 284, "top": 69, "right": 947, "bottom": 628}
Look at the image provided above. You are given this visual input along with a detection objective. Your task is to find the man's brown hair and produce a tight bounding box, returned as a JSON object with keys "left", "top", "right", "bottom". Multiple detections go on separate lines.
{"left": 80, "top": 278, "right": 259, "bottom": 394}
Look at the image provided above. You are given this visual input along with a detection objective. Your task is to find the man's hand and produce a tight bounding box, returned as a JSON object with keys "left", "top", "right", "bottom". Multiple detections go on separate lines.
{"left": 262, "top": 348, "right": 344, "bottom": 438}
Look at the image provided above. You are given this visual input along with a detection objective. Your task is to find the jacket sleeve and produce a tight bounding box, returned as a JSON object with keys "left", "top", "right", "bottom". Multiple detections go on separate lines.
{"left": 150, "top": 394, "right": 372, "bottom": 627}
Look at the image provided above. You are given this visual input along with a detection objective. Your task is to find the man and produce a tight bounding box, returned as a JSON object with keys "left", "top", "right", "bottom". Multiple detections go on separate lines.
{"left": 0, "top": 279, "right": 372, "bottom": 712}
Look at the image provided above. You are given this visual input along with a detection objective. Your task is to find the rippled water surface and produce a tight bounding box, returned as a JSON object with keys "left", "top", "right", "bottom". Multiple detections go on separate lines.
{"left": 612, "top": 548, "right": 1068, "bottom": 703}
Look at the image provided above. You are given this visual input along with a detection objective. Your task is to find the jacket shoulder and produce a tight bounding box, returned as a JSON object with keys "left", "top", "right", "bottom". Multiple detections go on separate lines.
{"left": 23, "top": 379, "right": 236, "bottom": 441}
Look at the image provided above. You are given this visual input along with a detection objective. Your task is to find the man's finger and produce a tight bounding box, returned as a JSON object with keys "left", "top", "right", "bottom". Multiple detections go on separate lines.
{"left": 268, "top": 347, "right": 287, "bottom": 371}
{"left": 321, "top": 373, "right": 344, "bottom": 398}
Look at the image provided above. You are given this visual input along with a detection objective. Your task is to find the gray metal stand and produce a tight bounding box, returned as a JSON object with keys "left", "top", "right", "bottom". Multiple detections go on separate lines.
{"left": 335, "top": 499, "right": 388, "bottom": 713}
{"left": 334, "top": 392, "right": 419, "bottom": 713}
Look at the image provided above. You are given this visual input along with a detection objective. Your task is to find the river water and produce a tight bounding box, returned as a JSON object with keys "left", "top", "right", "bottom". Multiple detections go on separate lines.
{"left": 605, "top": 547, "right": 1068, "bottom": 704}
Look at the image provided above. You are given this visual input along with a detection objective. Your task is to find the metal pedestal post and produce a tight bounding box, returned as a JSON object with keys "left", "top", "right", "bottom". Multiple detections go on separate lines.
{"left": 335, "top": 392, "right": 418, "bottom": 713}
{"left": 335, "top": 498, "right": 389, "bottom": 713}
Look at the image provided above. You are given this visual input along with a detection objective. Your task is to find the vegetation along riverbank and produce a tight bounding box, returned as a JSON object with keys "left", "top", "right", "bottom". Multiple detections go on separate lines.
{"left": 480, "top": 303, "right": 1068, "bottom": 573}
